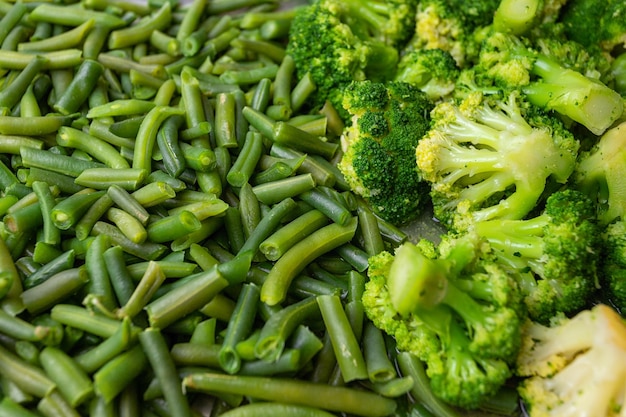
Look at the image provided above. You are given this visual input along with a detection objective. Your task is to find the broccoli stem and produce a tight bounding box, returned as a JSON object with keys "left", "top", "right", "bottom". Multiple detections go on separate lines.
{"left": 493, "top": 0, "right": 542, "bottom": 35}
{"left": 519, "top": 53, "right": 624, "bottom": 135}
{"left": 440, "top": 283, "right": 490, "bottom": 332}
{"left": 473, "top": 216, "right": 548, "bottom": 259}
{"left": 387, "top": 243, "right": 447, "bottom": 315}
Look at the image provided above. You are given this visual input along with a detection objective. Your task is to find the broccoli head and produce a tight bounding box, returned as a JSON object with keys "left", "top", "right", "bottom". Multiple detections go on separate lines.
{"left": 473, "top": 31, "right": 624, "bottom": 135}
{"left": 338, "top": 80, "right": 434, "bottom": 225}
{"left": 364, "top": 232, "right": 523, "bottom": 409}
{"left": 286, "top": 0, "right": 417, "bottom": 120}
{"left": 560, "top": 0, "right": 626, "bottom": 53}
{"left": 409, "top": 0, "right": 501, "bottom": 67}
{"left": 600, "top": 220, "right": 626, "bottom": 314}
{"left": 416, "top": 91, "right": 579, "bottom": 226}
{"left": 574, "top": 121, "right": 626, "bottom": 225}
{"left": 516, "top": 304, "right": 626, "bottom": 417}
{"left": 394, "top": 48, "right": 461, "bottom": 101}
{"left": 470, "top": 189, "right": 601, "bottom": 323}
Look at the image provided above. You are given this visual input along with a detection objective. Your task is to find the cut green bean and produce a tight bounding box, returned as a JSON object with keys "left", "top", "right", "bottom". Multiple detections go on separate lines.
{"left": 18, "top": 19, "right": 95, "bottom": 53}
{"left": 219, "top": 283, "right": 259, "bottom": 374}
{"left": 255, "top": 296, "right": 319, "bottom": 362}
{"left": 259, "top": 209, "right": 328, "bottom": 261}
{"left": 92, "top": 221, "right": 168, "bottom": 261}
{"left": 74, "top": 193, "right": 114, "bottom": 240}
{"left": 21, "top": 147, "right": 102, "bottom": 177}
{"left": 261, "top": 217, "right": 357, "bottom": 306}
{"left": 28, "top": 4, "right": 127, "bottom": 29}
{"left": 0, "top": 344, "right": 56, "bottom": 398}
{"left": 56, "top": 126, "right": 129, "bottom": 169}
{"left": 363, "top": 321, "right": 396, "bottom": 384}
{"left": 74, "top": 317, "right": 134, "bottom": 374}
{"left": 0, "top": 55, "right": 48, "bottom": 111}
{"left": 20, "top": 267, "right": 89, "bottom": 315}
{"left": 23, "top": 248, "right": 75, "bottom": 289}
{"left": 108, "top": 3, "right": 172, "bottom": 49}
{"left": 39, "top": 346, "right": 93, "bottom": 407}
{"left": 93, "top": 344, "right": 148, "bottom": 404}
{"left": 227, "top": 131, "right": 263, "bottom": 187}
{"left": 139, "top": 327, "right": 192, "bottom": 417}
{"left": 147, "top": 210, "right": 202, "bottom": 243}
{"left": 75, "top": 167, "right": 146, "bottom": 190}
{"left": 85, "top": 234, "right": 116, "bottom": 311}
{"left": 106, "top": 207, "right": 147, "bottom": 244}
{"left": 107, "top": 184, "right": 150, "bottom": 225}
{"left": 32, "top": 181, "right": 61, "bottom": 246}
{"left": 251, "top": 173, "right": 315, "bottom": 205}
{"left": 183, "top": 372, "right": 397, "bottom": 417}
{"left": 54, "top": 59, "right": 104, "bottom": 116}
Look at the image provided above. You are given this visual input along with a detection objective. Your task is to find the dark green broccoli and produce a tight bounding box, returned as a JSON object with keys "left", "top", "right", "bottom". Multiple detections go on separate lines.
{"left": 363, "top": 232, "right": 523, "bottom": 409}
{"left": 286, "top": 0, "right": 417, "bottom": 120}
{"left": 416, "top": 91, "right": 579, "bottom": 226}
{"left": 338, "top": 80, "right": 434, "bottom": 225}
{"left": 600, "top": 220, "right": 626, "bottom": 314}
{"left": 394, "top": 48, "right": 460, "bottom": 101}
{"left": 472, "top": 31, "right": 624, "bottom": 135}
{"left": 409, "top": 0, "right": 501, "bottom": 67}
{"left": 560, "top": 0, "right": 626, "bottom": 53}
{"left": 469, "top": 189, "right": 601, "bottom": 323}
{"left": 574, "top": 121, "right": 626, "bottom": 225}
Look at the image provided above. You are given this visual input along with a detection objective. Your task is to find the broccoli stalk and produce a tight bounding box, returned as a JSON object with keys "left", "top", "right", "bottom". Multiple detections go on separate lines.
{"left": 520, "top": 52, "right": 624, "bottom": 135}
{"left": 470, "top": 189, "right": 601, "bottom": 323}
{"left": 575, "top": 121, "right": 626, "bottom": 225}
{"left": 516, "top": 304, "right": 626, "bottom": 417}
{"left": 416, "top": 91, "right": 579, "bottom": 225}
{"left": 493, "top": 0, "right": 568, "bottom": 35}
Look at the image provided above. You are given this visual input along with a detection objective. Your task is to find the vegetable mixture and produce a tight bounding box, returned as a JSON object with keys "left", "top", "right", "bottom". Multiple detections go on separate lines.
{"left": 0, "top": 0, "right": 624, "bottom": 416}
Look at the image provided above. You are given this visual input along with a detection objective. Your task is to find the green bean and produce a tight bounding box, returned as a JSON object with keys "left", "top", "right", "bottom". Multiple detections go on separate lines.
{"left": 214, "top": 92, "right": 238, "bottom": 148}
{"left": 249, "top": 77, "right": 272, "bottom": 112}
{"left": 88, "top": 98, "right": 156, "bottom": 119}
{"left": 260, "top": 18, "right": 293, "bottom": 40}
{"left": 139, "top": 327, "right": 192, "bottom": 417}
{"left": 0, "top": 397, "right": 40, "bottom": 417}
{"left": 317, "top": 294, "right": 367, "bottom": 383}
{"left": 0, "top": 55, "right": 48, "bottom": 111}
{"left": 20, "top": 146, "right": 102, "bottom": 177}
{"left": 147, "top": 210, "right": 202, "bottom": 243}
{"left": 85, "top": 234, "right": 117, "bottom": 311}
{"left": 336, "top": 243, "right": 370, "bottom": 273}
{"left": 107, "top": 184, "right": 150, "bottom": 225}
{"left": 230, "top": 37, "right": 286, "bottom": 64}
{"left": 18, "top": 19, "right": 95, "bottom": 53}
{"left": 0, "top": 308, "right": 52, "bottom": 344}
{"left": 219, "top": 283, "right": 259, "bottom": 374}
{"left": 170, "top": 343, "right": 221, "bottom": 368}
{"left": 244, "top": 106, "right": 338, "bottom": 159}
{"left": 31, "top": 181, "right": 60, "bottom": 246}
{"left": 237, "top": 197, "right": 296, "bottom": 258}
{"left": 220, "top": 63, "right": 279, "bottom": 85}
{"left": 298, "top": 187, "right": 352, "bottom": 226}
{"left": 106, "top": 207, "right": 147, "bottom": 244}
{"left": 4, "top": 201, "right": 43, "bottom": 234}
{"left": 131, "top": 181, "right": 176, "bottom": 208}
{"left": 239, "top": 348, "right": 302, "bottom": 376}
{"left": 184, "top": 372, "right": 397, "bottom": 417}
{"left": 150, "top": 29, "right": 180, "bottom": 56}
{"left": 37, "top": 389, "right": 81, "bottom": 417}
{"left": 98, "top": 52, "right": 166, "bottom": 79}
{"left": 270, "top": 144, "right": 337, "bottom": 188}
{"left": 74, "top": 193, "right": 113, "bottom": 240}
{"left": 92, "top": 221, "right": 168, "bottom": 261}
{"left": 255, "top": 296, "right": 319, "bottom": 362}
{"left": 260, "top": 217, "right": 357, "bottom": 306}
{"left": 54, "top": 59, "right": 104, "bottom": 115}
{"left": 50, "top": 189, "right": 105, "bottom": 231}
{"left": 224, "top": 206, "right": 245, "bottom": 254}
{"left": 21, "top": 267, "right": 89, "bottom": 315}
{"left": 180, "top": 142, "right": 217, "bottom": 172}
{"left": 251, "top": 173, "right": 315, "bottom": 205}
{"left": 132, "top": 105, "right": 184, "bottom": 174}
{"left": 367, "top": 376, "right": 415, "bottom": 398}
{"left": 0, "top": 49, "right": 83, "bottom": 71}
{"left": 227, "top": 131, "right": 264, "bottom": 187}
{"left": 273, "top": 54, "right": 294, "bottom": 110}
{"left": 28, "top": 4, "right": 127, "bottom": 29}
{"left": 108, "top": 2, "right": 172, "bottom": 49}
{"left": 396, "top": 352, "right": 462, "bottom": 417}
{"left": 363, "top": 321, "right": 396, "bottom": 384}
{"left": 56, "top": 126, "right": 128, "bottom": 169}
{"left": 176, "top": 0, "right": 205, "bottom": 41}
{"left": 39, "top": 346, "right": 93, "bottom": 407}
{"left": 0, "top": 114, "right": 75, "bottom": 136}
{"left": 156, "top": 114, "right": 185, "bottom": 178}
{"left": 0, "top": 343, "right": 55, "bottom": 398}
{"left": 83, "top": 25, "right": 110, "bottom": 60}
{"left": 23, "top": 249, "right": 75, "bottom": 292}
{"left": 259, "top": 209, "right": 327, "bottom": 261}
{"left": 75, "top": 167, "right": 146, "bottom": 191}
{"left": 93, "top": 344, "right": 148, "bottom": 404}
{"left": 0, "top": 2, "right": 27, "bottom": 46}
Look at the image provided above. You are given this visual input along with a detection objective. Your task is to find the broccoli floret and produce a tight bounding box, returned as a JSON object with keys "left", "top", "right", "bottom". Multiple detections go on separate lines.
{"left": 364, "top": 233, "right": 524, "bottom": 409}
{"left": 574, "top": 121, "right": 626, "bottom": 225}
{"left": 473, "top": 31, "right": 624, "bottom": 135}
{"left": 470, "top": 189, "right": 601, "bottom": 323}
{"left": 560, "top": 0, "right": 626, "bottom": 53}
{"left": 362, "top": 250, "right": 442, "bottom": 363}
{"left": 516, "top": 304, "right": 626, "bottom": 417}
{"left": 416, "top": 91, "right": 579, "bottom": 225}
{"left": 338, "top": 80, "right": 434, "bottom": 225}
{"left": 409, "top": 0, "right": 501, "bottom": 67}
{"left": 600, "top": 220, "right": 626, "bottom": 314}
{"left": 394, "top": 48, "right": 460, "bottom": 101}
{"left": 286, "top": 0, "right": 417, "bottom": 120}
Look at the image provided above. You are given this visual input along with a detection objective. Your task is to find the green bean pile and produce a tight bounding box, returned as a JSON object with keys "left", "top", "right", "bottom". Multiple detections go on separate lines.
{"left": 0, "top": 0, "right": 434, "bottom": 416}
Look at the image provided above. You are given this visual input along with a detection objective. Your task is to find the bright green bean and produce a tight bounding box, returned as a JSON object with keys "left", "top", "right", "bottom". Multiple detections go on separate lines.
{"left": 108, "top": 3, "right": 172, "bottom": 49}
{"left": 39, "top": 346, "right": 93, "bottom": 407}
